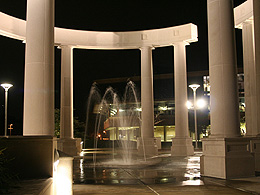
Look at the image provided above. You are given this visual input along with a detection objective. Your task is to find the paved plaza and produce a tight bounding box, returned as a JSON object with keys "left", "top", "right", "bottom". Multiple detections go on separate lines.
{"left": 72, "top": 150, "right": 260, "bottom": 195}
{"left": 5, "top": 149, "right": 260, "bottom": 194}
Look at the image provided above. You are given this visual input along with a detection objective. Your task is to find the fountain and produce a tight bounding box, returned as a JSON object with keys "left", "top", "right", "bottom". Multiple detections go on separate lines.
{"left": 75, "top": 81, "right": 193, "bottom": 186}
{"left": 82, "top": 81, "right": 159, "bottom": 167}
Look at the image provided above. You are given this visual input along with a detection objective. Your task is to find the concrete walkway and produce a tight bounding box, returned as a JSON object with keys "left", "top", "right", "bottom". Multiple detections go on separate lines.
{"left": 73, "top": 184, "right": 252, "bottom": 195}
{"left": 5, "top": 150, "right": 260, "bottom": 194}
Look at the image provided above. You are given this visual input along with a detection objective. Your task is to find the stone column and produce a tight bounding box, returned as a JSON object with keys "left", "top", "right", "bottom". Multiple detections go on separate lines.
{"left": 171, "top": 42, "right": 194, "bottom": 156}
{"left": 141, "top": 46, "right": 154, "bottom": 138}
{"left": 249, "top": 0, "right": 260, "bottom": 174}
{"left": 60, "top": 46, "right": 74, "bottom": 139}
{"left": 242, "top": 22, "right": 258, "bottom": 136}
{"left": 201, "top": 0, "right": 255, "bottom": 179}
{"left": 23, "top": 0, "right": 54, "bottom": 136}
{"left": 137, "top": 46, "right": 158, "bottom": 157}
{"left": 253, "top": 0, "right": 260, "bottom": 136}
{"left": 57, "top": 46, "right": 79, "bottom": 156}
{"left": 208, "top": 0, "right": 240, "bottom": 138}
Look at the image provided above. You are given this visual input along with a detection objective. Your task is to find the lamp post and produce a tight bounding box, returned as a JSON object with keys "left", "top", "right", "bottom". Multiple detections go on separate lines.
{"left": 1, "top": 83, "right": 13, "bottom": 136}
{"left": 189, "top": 84, "right": 200, "bottom": 149}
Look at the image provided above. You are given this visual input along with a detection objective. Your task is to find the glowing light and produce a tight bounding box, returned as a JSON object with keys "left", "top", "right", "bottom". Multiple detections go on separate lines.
{"left": 186, "top": 101, "right": 193, "bottom": 109}
{"left": 119, "top": 109, "right": 124, "bottom": 112}
{"left": 189, "top": 84, "right": 200, "bottom": 91}
{"left": 159, "top": 106, "right": 167, "bottom": 111}
{"left": 136, "top": 108, "right": 142, "bottom": 111}
{"left": 1, "top": 83, "right": 13, "bottom": 91}
{"left": 187, "top": 100, "right": 207, "bottom": 109}
{"left": 54, "top": 160, "right": 59, "bottom": 172}
{"left": 54, "top": 157, "right": 73, "bottom": 195}
{"left": 196, "top": 99, "right": 206, "bottom": 109}
{"left": 80, "top": 159, "right": 84, "bottom": 180}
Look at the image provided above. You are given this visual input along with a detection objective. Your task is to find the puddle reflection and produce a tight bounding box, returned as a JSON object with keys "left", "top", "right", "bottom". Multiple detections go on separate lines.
{"left": 74, "top": 152, "right": 203, "bottom": 186}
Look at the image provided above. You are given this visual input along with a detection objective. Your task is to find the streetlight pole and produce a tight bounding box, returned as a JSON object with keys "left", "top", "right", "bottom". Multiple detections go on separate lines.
{"left": 189, "top": 84, "right": 200, "bottom": 149}
{"left": 1, "top": 83, "right": 13, "bottom": 136}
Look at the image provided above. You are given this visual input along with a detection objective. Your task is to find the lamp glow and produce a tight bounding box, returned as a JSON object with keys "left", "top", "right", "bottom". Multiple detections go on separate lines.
{"left": 196, "top": 99, "right": 206, "bottom": 109}
{"left": 186, "top": 101, "right": 193, "bottom": 109}
{"left": 1, "top": 83, "right": 13, "bottom": 91}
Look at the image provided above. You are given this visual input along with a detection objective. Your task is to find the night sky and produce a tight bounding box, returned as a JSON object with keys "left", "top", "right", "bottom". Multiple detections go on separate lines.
{"left": 0, "top": 0, "right": 247, "bottom": 134}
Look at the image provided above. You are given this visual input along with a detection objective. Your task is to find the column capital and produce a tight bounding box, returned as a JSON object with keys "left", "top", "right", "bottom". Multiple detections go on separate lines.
{"left": 242, "top": 19, "right": 254, "bottom": 27}
{"left": 172, "top": 41, "right": 190, "bottom": 47}
{"left": 139, "top": 46, "right": 155, "bottom": 51}
{"left": 57, "top": 45, "right": 74, "bottom": 50}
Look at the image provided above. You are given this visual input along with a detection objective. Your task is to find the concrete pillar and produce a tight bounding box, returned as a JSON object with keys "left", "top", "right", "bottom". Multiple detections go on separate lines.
{"left": 253, "top": 0, "right": 260, "bottom": 136}
{"left": 201, "top": 0, "right": 255, "bottom": 179}
{"left": 137, "top": 46, "right": 158, "bottom": 157}
{"left": 171, "top": 42, "right": 194, "bottom": 156}
{"left": 23, "top": 0, "right": 55, "bottom": 135}
{"left": 57, "top": 46, "right": 80, "bottom": 156}
{"left": 242, "top": 22, "right": 258, "bottom": 136}
{"left": 140, "top": 46, "right": 154, "bottom": 138}
{"left": 208, "top": 0, "right": 240, "bottom": 138}
{"left": 60, "top": 46, "right": 74, "bottom": 139}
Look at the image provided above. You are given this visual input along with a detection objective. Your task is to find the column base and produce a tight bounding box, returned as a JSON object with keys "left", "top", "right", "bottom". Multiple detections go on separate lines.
{"left": 155, "top": 137, "right": 162, "bottom": 149}
{"left": 171, "top": 137, "right": 194, "bottom": 156}
{"left": 201, "top": 137, "right": 255, "bottom": 179}
{"left": 57, "top": 138, "right": 82, "bottom": 156}
{"left": 137, "top": 137, "right": 158, "bottom": 157}
{"left": 250, "top": 137, "right": 260, "bottom": 173}
{"left": 0, "top": 136, "right": 56, "bottom": 179}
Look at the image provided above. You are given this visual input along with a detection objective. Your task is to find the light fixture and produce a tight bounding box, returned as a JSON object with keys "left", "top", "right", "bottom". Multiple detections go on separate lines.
{"left": 1, "top": 83, "right": 13, "bottom": 136}
{"left": 189, "top": 84, "right": 200, "bottom": 149}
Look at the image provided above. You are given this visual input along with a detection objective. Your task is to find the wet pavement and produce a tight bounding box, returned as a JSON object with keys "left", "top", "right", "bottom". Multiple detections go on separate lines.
{"left": 4, "top": 149, "right": 260, "bottom": 194}
{"left": 73, "top": 149, "right": 260, "bottom": 194}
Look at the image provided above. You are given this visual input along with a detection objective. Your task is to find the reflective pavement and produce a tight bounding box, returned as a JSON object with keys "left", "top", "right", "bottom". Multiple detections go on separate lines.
{"left": 73, "top": 149, "right": 260, "bottom": 194}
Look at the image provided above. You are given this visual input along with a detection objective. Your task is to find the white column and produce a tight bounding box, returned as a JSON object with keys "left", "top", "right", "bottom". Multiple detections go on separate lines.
{"left": 200, "top": 0, "right": 255, "bottom": 179}
{"left": 60, "top": 46, "right": 74, "bottom": 139}
{"left": 207, "top": 0, "right": 240, "bottom": 137}
{"left": 242, "top": 22, "right": 258, "bottom": 136}
{"left": 23, "top": 0, "right": 55, "bottom": 136}
{"left": 174, "top": 43, "right": 189, "bottom": 138}
{"left": 141, "top": 46, "right": 154, "bottom": 138}
{"left": 171, "top": 43, "right": 194, "bottom": 156}
{"left": 137, "top": 46, "right": 157, "bottom": 157}
{"left": 253, "top": 0, "right": 260, "bottom": 136}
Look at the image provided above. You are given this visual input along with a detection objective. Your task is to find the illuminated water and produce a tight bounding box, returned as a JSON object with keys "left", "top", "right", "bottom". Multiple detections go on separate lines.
{"left": 73, "top": 151, "right": 202, "bottom": 185}
{"left": 79, "top": 82, "right": 202, "bottom": 186}
{"left": 83, "top": 81, "right": 143, "bottom": 166}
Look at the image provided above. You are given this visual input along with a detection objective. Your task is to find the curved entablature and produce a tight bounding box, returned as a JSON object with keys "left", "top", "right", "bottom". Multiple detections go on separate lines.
{"left": 234, "top": 0, "right": 253, "bottom": 29}
{"left": 0, "top": 11, "right": 198, "bottom": 49}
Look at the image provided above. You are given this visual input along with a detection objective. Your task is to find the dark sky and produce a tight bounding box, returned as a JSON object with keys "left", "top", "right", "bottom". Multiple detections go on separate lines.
{"left": 0, "top": 0, "right": 247, "bottom": 134}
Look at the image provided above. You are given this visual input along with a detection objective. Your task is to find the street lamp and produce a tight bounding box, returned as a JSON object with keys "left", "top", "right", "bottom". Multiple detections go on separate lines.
{"left": 189, "top": 84, "right": 200, "bottom": 149}
{"left": 1, "top": 83, "right": 13, "bottom": 136}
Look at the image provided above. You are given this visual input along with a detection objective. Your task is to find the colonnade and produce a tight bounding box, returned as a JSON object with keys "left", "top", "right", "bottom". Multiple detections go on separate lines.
{"left": 6, "top": 0, "right": 260, "bottom": 179}
{"left": 21, "top": 0, "right": 196, "bottom": 157}
{"left": 57, "top": 44, "right": 194, "bottom": 156}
